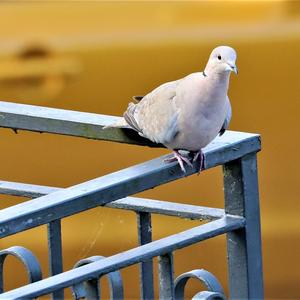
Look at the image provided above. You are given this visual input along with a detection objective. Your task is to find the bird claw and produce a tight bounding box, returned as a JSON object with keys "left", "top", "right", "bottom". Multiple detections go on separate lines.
{"left": 190, "top": 150, "right": 205, "bottom": 174}
{"left": 164, "top": 150, "right": 205, "bottom": 174}
{"left": 164, "top": 150, "right": 193, "bottom": 173}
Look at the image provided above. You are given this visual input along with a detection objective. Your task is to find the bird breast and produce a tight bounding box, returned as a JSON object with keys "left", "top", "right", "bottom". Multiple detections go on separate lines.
{"left": 165, "top": 76, "right": 228, "bottom": 151}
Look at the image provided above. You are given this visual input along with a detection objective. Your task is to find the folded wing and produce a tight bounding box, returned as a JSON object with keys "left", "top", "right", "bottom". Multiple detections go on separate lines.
{"left": 124, "top": 80, "right": 180, "bottom": 144}
{"left": 219, "top": 96, "right": 232, "bottom": 136}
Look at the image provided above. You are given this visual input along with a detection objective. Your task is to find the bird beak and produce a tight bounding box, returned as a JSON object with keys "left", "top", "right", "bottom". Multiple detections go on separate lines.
{"left": 226, "top": 62, "right": 238, "bottom": 75}
{"left": 232, "top": 65, "right": 238, "bottom": 75}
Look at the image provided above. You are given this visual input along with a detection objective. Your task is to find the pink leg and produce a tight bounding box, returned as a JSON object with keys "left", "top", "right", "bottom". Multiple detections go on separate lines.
{"left": 164, "top": 150, "right": 193, "bottom": 173}
{"left": 192, "top": 150, "right": 205, "bottom": 174}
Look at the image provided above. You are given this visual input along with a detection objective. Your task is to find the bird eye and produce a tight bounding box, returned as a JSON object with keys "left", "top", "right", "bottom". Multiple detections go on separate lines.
{"left": 217, "top": 55, "right": 222, "bottom": 60}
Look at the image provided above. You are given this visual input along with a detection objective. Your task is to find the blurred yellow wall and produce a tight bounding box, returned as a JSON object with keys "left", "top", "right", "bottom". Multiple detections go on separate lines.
{"left": 0, "top": 1, "right": 299, "bottom": 299}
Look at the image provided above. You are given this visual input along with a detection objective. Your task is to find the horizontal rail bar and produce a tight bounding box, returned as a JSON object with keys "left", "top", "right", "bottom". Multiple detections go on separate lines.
{"left": 0, "top": 216, "right": 245, "bottom": 299}
{"left": 0, "top": 130, "right": 260, "bottom": 238}
{"left": 110, "top": 198, "right": 223, "bottom": 220}
{"left": 0, "top": 180, "right": 224, "bottom": 220}
{"left": 0, "top": 181, "right": 60, "bottom": 198}
{"left": 0, "top": 101, "right": 161, "bottom": 147}
{"left": 0, "top": 101, "right": 260, "bottom": 156}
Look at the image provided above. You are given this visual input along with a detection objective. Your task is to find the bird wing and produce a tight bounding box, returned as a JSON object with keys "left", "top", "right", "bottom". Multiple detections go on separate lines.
{"left": 219, "top": 96, "right": 232, "bottom": 136}
{"left": 124, "top": 80, "right": 180, "bottom": 144}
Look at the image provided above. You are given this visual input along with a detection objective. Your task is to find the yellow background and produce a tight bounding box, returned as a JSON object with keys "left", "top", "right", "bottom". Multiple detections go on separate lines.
{"left": 0, "top": 1, "right": 299, "bottom": 299}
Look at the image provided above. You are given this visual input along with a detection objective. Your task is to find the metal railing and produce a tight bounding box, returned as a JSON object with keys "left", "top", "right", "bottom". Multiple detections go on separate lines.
{"left": 0, "top": 101, "right": 263, "bottom": 299}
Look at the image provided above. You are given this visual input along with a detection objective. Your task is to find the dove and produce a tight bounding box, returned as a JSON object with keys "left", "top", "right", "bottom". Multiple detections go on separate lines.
{"left": 115, "top": 46, "right": 237, "bottom": 173}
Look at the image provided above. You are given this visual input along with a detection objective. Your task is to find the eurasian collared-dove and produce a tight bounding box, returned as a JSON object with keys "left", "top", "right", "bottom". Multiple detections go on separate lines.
{"left": 116, "top": 46, "right": 237, "bottom": 173}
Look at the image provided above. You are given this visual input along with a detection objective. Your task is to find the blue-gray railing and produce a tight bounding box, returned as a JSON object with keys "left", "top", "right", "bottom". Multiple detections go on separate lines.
{"left": 0, "top": 101, "right": 263, "bottom": 299}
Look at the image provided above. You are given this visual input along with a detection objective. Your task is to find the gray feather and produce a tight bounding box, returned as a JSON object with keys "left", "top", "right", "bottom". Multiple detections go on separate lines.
{"left": 219, "top": 97, "right": 232, "bottom": 136}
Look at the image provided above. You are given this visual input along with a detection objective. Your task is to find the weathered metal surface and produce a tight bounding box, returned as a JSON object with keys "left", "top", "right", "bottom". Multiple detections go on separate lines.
{"left": 223, "top": 153, "right": 264, "bottom": 299}
{"left": 110, "top": 198, "right": 224, "bottom": 221}
{"left": 47, "top": 219, "right": 64, "bottom": 299}
{"left": 137, "top": 212, "right": 154, "bottom": 300}
{"left": 0, "top": 180, "right": 225, "bottom": 221}
{"left": 0, "top": 246, "right": 42, "bottom": 293}
{"left": 158, "top": 253, "right": 174, "bottom": 300}
{"left": 192, "top": 291, "right": 226, "bottom": 299}
{"left": 0, "top": 101, "right": 263, "bottom": 299}
{"left": 0, "top": 180, "right": 60, "bottom": 198}
{"left": 0, "top": 130, "right": 259, "bottom": 238}
{"left": 0, "top": 102, "right": 260, "bottom": 157}
{"left": 0, "top": 216, "right": 245, "bottom": 299}
{"left": 174, "top": 269, "right": 225, "bottom": 300}
{"left": 0, "top": 100, "right": 161, "bottom": 147}
{"left": 72, "top": 256, "right": 123, "bottom": 300}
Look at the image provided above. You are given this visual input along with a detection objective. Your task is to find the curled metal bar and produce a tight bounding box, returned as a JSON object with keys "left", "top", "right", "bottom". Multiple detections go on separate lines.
{"left": 174, "top": 269, "right": 226, "bottom": 300}
{"left": 0, "top": 246, "right": 42, "bottom": 293}
{"left": 71, "top": 255, "right": 123, "bottom": 300}
{"left": 192, "top": 291, "right": 226, "bottom": 300}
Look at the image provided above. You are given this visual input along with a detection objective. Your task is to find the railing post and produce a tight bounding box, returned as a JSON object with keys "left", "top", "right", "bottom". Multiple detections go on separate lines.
{"left": 223, "top": 153, "right": 264, "bottom": 299}
{"left": 48, "top": 219, "right": 64, "bottom": 299}
{"left": 137, "top": 212, "right": 154, "bottom": 300}
{"left": 158, "top": 252, "right": 174, "bottom": 300}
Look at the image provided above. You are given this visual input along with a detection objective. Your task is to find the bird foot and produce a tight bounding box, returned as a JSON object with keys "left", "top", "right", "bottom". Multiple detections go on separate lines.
{"left": 164, "top": 150, "right": 205, "bottom": 174}
{"left": 164, "top": 150, "right": 193, "bottom": 173}
{"left": 190, "top": 150, "right": 205, "bottom": 174}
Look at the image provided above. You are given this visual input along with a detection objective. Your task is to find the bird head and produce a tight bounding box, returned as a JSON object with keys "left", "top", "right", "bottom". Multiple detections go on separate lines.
{"left": 205, "top": 46, "right": 238, "bottom": 75}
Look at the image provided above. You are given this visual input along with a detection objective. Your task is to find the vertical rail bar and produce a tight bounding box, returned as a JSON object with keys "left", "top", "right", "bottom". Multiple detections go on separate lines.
{"left": 223, "top": 153, "right": 264, "bottom": 299}
{"left": 47, "top": 219, "right": 64, "bottom": 299}
{"left": 85, "top": 279, "right": 101, "bottom": 300}
{"left": 158, "top": 252, "right": 174, "bottom": 300}
{"left": 137, "top": 212, "right": 154, "bottom": 300}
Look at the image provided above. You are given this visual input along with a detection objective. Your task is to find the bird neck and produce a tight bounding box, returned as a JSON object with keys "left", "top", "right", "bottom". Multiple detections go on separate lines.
{"left": 203, "top": 67, "right": 231, "bottom": 91}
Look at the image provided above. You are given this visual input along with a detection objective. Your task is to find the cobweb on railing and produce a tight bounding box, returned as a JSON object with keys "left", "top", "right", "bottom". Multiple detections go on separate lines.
{"left": 76, "top": 208, "right": 108, "bottom": 260}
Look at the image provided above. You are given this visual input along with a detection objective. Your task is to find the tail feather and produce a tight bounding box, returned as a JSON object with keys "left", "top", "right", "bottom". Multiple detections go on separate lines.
{"left": 123, "top": 102, "right": 143, "bottom": 134}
